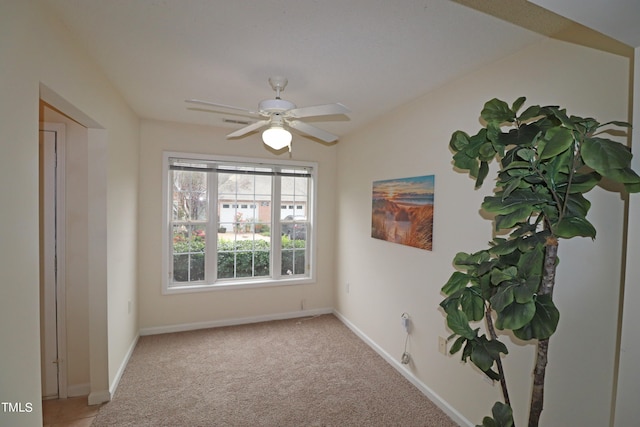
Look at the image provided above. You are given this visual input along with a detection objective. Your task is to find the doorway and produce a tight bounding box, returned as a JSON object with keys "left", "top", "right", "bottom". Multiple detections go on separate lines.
{"left": 39, "top": 122, "right": 67, "bottom": 399}
{"left": 40, "top": 82, "right": 111, "bottom": 406}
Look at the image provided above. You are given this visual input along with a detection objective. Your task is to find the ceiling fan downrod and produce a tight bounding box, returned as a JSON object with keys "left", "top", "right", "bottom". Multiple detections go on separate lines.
{"left": 268, "top": 76, "right": 288, "bottom": 99}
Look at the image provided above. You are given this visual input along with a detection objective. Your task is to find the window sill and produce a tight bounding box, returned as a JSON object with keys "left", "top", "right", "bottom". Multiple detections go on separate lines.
{"left": 163, "top": 276, "right": 315, "bottom": 295}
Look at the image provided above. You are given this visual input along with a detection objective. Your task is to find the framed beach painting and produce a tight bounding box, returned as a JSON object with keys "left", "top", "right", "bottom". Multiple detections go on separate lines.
{"left": 371, "top": 175, "right": 434, "bottom": 251}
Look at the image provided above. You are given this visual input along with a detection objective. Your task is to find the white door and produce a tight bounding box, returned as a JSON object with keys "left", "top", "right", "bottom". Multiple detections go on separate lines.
{"left": 39, "top": 123, "right": 67, "bottom": 399}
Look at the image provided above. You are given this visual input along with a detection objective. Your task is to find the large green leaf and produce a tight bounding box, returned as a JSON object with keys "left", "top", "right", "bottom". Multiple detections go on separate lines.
{"left": 477, "top": 402, "right": 514, "bottom": 427}
{"left": 499, "top": 177, "right": 523, "bottom": 200}
{"left": 494, "top": 206, "right": 533, "bottom": 230}
{"left": 453, "top": 150, "right": 480, "bottom": 175}
{"left": 490, "top": 266, "right": 518, "bottom": 286}
{"left": 546, "top": 106, "right": 575, "bottom": 130}
{"left": 545, "top": 149, "right": 572, "bottom": 188}
{"left": 516, "top": 230, "right": 549, "bottom": 252}
{"left": 498, "top": 123, "right": 541, "bottom": 147}
{"left": 559, "top": 171, "right": 601, "bottom": 194}
{"left": 516, "top": 243, "right": 543, "bottom": 278}
{"left": 490, "top": 283, "right": 515, "bottom": 312}
{"left": 470, "top": 337, "right": 507, "bottom": 374}
{"left": 554, "top": 215, "right": 596, "bottom": 239}
{"left": 598, "top": 120, "right": 631, "bottom": 129}
{"left": 538, "top": 127, "right": 574, "bottom": 160}
{"left": 513, "top": 295, "right": 560, "bottom": 340}
{"left": 495, "top": 300, "right": 536, "bottom": 330}
{"left": 446, "top": 310, "right": 476, "bottom": 340}
{"left": 513, "top": 276, "right": 539, "bottom": 303}
{"left": 481, "top": 98, "right": 515, "bottom": 124}
{"left": 467, "top": 130, "right": 491, "bottom": 157}
{"left": 450, "top": 130, "right": 470, "bottom": 151}
{"left": 491, "top": 276, "right": 537, "bottom": 312}
{"left": 626, "top": 181, "right": 640, "bottom": 193}
{"left": 564, "top": 193, "right": 591, "bottom": 218}
{"left": 500, "top": 161, "right": 534, "bottom": 177}
{"left": 449, "top": 335, "right": 467, "bottom": 355}
{"left": 470, "top": 342, "right": 494, "bottom": 372}
{"left": 599, "top": 167, "right": 640, "bottom": 185}
{"left": 442, "top": 271, "right": 471, "bottom": 295}
{"left": 489, "top": 238, "right": 519, "bottom": 256}
{"left": 479, "top": 142, "right": 497, "bottom": 161}
{"left": 461, "top": 287, "right": 486, "bottom": 321}
{"left": 511, "top": 96, "right": 526, "bottom": 113}
{"left": 518, "top": 105, "right": 542, "bottom": 122}
{"left": 476, "top": 161, "right": 490, "bottom": 188}
{"left": 516, "top": 148, "right": 535, "bottom": 162}
{"left": 483, "top": 189, "right": 550, "bottom": 214}
{"left": 454, "top": 250, "right": 491, "bottom": 268}
{"left": 581, "top": 137, "right": 632, "bottom": 173}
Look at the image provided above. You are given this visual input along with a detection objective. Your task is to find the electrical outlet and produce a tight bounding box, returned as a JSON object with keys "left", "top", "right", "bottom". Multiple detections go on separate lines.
{"left": 438, "top": 336, "right": 447, "bottom": 355}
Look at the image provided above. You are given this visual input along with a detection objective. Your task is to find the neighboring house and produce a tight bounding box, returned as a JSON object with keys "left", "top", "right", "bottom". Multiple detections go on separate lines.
{"left": 217, "top": 174, "right": 307, "bottom": 226}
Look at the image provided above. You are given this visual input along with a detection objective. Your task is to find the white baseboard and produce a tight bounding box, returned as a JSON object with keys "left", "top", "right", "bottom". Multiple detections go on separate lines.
{"left": 332, "top": 310, "right": 472, "bottom": 427}
{"left": 66, "top": 383, "right": 90, "bottom": 398}
{"left": 139, "top": 307, "right": 334, "bottom": 336}
{"left": 88, "top": 389, "right": 111, "bottom": 406}
{"left": 109, "top": 333, "right": 140, "bottom": 398}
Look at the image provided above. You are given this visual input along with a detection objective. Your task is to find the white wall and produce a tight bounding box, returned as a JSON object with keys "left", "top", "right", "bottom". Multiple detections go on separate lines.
{"left": 137, "top": 119, "right": 336, "bottom": 330}
{"left": 1, "top": 2, "right": 635, "bottom": 427}
{"left": 335, "top": 38, "right": 630, "bottom": 426}
{"left": 0, "top": 1, "right": 139, "bottom": 425}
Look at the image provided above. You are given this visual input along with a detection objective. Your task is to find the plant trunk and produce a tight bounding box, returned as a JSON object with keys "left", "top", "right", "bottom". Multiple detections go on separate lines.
{"left": 485, "top": 307, "right": 510, "bottom": 406}
{"left": 528, "top": 237, "right": 559, "bottom": 427}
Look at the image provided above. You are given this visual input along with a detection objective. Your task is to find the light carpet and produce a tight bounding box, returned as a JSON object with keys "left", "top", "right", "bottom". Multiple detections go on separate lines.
{"left": 92, "top": 314, "right": 457, "bottom": 426}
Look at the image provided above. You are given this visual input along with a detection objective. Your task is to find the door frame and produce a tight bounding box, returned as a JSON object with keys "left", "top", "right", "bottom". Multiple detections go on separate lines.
{"left": 40, "top": 122, "right": 68, "bottom": 399}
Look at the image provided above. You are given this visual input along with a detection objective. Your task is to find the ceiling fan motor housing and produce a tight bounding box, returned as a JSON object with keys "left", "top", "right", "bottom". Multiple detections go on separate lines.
{"left": 259, "top": 98, "right": 296, "bottom": 114}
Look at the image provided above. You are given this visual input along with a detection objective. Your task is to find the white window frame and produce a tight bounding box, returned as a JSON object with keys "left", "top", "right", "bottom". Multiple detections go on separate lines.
{"left": 162, "top": 151, "right": 317, "bottom": 294}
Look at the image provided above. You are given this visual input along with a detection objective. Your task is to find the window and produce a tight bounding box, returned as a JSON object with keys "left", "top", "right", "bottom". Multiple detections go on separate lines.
{"left": 163, "top": 152, "right": 316, "bottom": 293}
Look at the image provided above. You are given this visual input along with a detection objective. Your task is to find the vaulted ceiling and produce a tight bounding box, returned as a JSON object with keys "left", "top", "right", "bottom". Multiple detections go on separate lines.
{"left": 42, "top": 0, "right": 637, "bottom": 142}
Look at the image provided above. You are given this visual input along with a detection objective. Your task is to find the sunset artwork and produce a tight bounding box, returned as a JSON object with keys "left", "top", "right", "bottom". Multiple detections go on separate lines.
{"left": 371, "top": 175, "right": 434, "bottom": 251}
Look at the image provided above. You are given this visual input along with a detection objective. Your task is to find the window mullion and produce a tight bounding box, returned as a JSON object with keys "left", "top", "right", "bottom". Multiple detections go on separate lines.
{"left": 207, "top": 169, "right": 217, "bottom": 283}
{"left": 272, "top": 173, "right": 282, "bottom": 280}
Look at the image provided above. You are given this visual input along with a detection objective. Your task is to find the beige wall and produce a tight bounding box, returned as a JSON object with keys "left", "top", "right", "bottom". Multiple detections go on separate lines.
{"left": 2, "top": 1, "right": 637, "bottom": 427}
{"left": 335, "top": 38, "right": 630, "bottom": 426}
{"left": 137, "top": 119, "right": 336, "bottom": 330}
{"left": 0, "top": 1, "right": 139, "bottom": 425}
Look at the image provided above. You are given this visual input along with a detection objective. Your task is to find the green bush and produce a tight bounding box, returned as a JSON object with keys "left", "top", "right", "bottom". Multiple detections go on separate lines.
{"left": 218, "top": 239, "right": 270, "bottom": 278}
{"left": 174, "top": 236, "right": 306, "bottom": 281}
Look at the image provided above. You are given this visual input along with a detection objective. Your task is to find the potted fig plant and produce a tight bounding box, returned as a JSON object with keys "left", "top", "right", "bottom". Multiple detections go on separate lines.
{"left": 440, "top": 97, "right": 640, "bottom": 426}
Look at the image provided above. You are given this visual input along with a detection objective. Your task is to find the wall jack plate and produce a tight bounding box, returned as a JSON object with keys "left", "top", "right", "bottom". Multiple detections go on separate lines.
{"left": 438, "top": 336, "right": 448, "bottom": 355}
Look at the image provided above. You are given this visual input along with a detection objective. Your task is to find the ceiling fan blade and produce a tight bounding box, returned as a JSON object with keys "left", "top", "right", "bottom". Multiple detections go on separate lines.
{"left": 227, "top": 120, "right": 270, "bottom": 138}
{"left": 288, "top": 120, "right": 339, "bottom": 143}
{"left": 185, "top": 99, "right": 259, "bottom": 116}
{"left": 286, "top": 103, "right": 350, "bottom": 119}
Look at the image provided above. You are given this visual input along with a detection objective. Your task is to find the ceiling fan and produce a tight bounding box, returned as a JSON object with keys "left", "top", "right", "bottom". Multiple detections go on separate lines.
{"left": 186, "top": 76, "right": 350, "bottom": 150}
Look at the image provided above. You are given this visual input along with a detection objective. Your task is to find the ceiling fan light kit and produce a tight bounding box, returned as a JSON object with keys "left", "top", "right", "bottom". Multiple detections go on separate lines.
{"left": 262, "top": 114, "right": 292, "bottom": 150}
{"left": 262, "top": 126, "right": 292, "bottom": 150}
{"left": 186, "top": 77, "right": 350, "bottom": 152}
